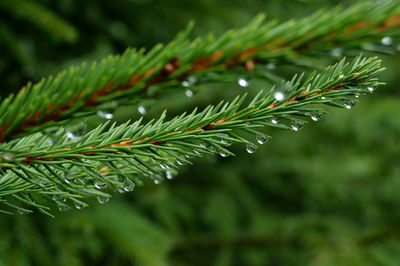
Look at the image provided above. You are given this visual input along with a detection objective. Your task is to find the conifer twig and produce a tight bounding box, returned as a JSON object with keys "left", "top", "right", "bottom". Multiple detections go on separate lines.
{"left": 0, "top": 56, "right": 384, "bottom": 215}
{"left": 0, "top": 1, "right": 398, "bottom": 142}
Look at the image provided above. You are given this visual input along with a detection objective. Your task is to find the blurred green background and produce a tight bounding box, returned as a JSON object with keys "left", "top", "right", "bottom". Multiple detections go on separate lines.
{"left": 1, "top": 0, "right": 400, "bottom": 265}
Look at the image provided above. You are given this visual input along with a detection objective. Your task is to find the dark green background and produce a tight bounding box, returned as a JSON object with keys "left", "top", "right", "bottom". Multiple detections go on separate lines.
{"left": 0, "top": 0, "right": 400, "bottom": 265}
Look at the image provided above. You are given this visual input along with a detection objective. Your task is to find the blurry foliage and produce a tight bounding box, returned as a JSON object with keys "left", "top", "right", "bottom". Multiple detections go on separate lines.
{"left": 0, "top": 0, "right": 400, "bottom": 265}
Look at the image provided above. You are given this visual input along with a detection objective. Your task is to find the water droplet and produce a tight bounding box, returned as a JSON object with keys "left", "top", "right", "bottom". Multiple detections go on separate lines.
{"left": 65, "top": 121, "right": 87, "bottom": 141}
{"left": 1, "top": 152, "right": 15, "bottom": 161}
{"left": 381, "top": 36, "right": 392, "bottom": 46}
{"left": 36, "top": 177, "right": 48, "bottom": 187}
{"left": 47, "top": 136, "right": 59, "bottom": 145}
{"left": 18, "top": 209, "right": 28, "bottom": 215}
{"left": 123, "top": 178, "right": 135, "bottom": 192}
{"left": 153, "top": 175, "right": 163, "bottom": 184}
{"left": 274, "top": 92, "right": 285, "bottom": 101}
{"left": 330, "top": 47, "right": 342, "bottom": 57}
{"left": 66, "top": 131, "right": 81, "bottom": 141}
{"left": 343, "top": 98, "right": 355, "bottom": 109}
{"left": 166, "top": 170, "right": 174, "bottom": 180}
{"left": 271, "top": 117, "right": 279, "bottom": 124}
{"left": 138, "top": 105, "right": 147, "bottom": 115}
{"left": 291, "top": 120, "right": 304, "bottom": 131}
{"left": 74, "top": 201, "right": 86, "bottom": 210}
{"left": 367, "top": 87, "right": 374, "bottom": 93}
{"left": 176, "top": 159, "right": 185, "bottom": 166}
{"left": 187, "top": 75, "right": 198, "bottom": 84}
{"left": 354, "top": 93, "right": 360, "bottom": 98}
{"left": 53, "top": 194, "right": 67, "bottom": 202}
{"left": 117, "top": 187, "right": 125, "bottom": 193}
{"left": 266, "top": 62, "right": 276, "bottom": 70}
{"left": 64, "top": 172, "right": 77, "bottom": 184}
{"left": 219, "top": 151, "right": 230, "bottom": 157}
{"left": 160, "top": 162, "right": 169, "bottom": 169}
{"left": 207, "top": 145, "right": 216, "bottom": 152}
{"left": 58, "top": 205, "right": 70, "bottom": 212}
{"left": 193, "top": 149, "right": 201, "bottom": 155}
{"left": 97, "top": 110, "right": 113, "bottom": 120}
{"left": 221, "top": 139, "right": 232, "bottom": 146}
{"left": 185, "top": 89, "right": 194, "bottom": 97}
{"left": 256, "top": 133, "right": 269, "bottom": 144}
{"left": 238, "top": 77, "right": 250, "bottom": 88}
{"left": 321, "top": 96, "right": 327, "bottom": 100}
{"left": 246, "top": 143, "right": 257, "bottom": 153}
{"left": 182, "top": 75, "right": 197, "bottom": 87}
{"left": 310, "top": 111, "right": 323, "bottom": 121}
{"left": 97, "top": 196, "right": 110, "bottom": 204}
{"left": 94, "top": 177, "right": 107, "bottom": 189}
{"left": 200, "top": 141, "right": 207, "bottom": 148}
{"left": 338, "top": 74, "right": 344, "bottom": 79}
{"left": 362, "top": 43, "right": 375, "bottom": 51}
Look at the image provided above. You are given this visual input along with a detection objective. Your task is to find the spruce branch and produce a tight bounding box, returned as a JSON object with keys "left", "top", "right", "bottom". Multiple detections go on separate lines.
{"left": 0, "top": 56, "right": 384, "bottom": 215}
{"left": 0, "top": 1, "right": 398, "bottom": 142}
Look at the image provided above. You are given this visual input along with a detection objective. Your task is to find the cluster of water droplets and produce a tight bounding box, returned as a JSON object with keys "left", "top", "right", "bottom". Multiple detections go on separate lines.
{"left": 152, "top": 161, "right": 179, "bottom": 183}
{"left": 218, "top": 137, "right": 232, "bottom": 157}
{"left": 110, "top": 175, "right": 136, "bottom": 193}
{"left": 48, "top": 192, "right": 71, "bottom": 211}
{"left": 341, "top": 87, "right": 375, "bottom": 110}
{"left": 96, "top": 100, "right": 118, "bottom": 120}
{"left": 159, "top": 162, "right": 169, "bottom": 170}
{"left": 182, "top": 75, "right": 198, "bottom": 98}
{"left": 52, "top": 194, "right": 67, "bottom": 203}
{"left": 97, "top": 110, "right": 113, "bottom": 120}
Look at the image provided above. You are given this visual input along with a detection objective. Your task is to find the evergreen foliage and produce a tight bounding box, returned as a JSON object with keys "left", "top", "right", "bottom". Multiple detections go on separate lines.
{"left": 0, "top": 0, "right": 400, "bottom": 265}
